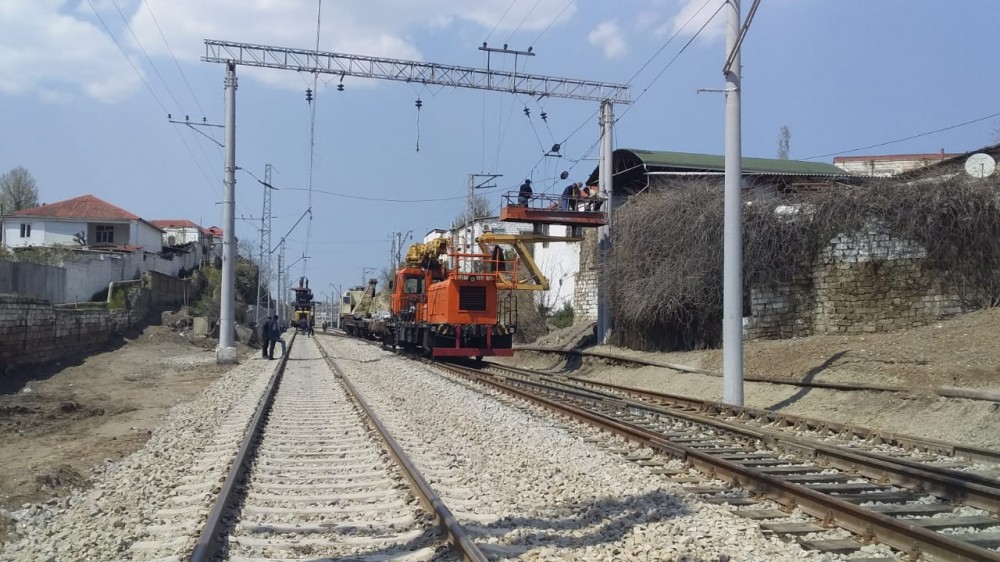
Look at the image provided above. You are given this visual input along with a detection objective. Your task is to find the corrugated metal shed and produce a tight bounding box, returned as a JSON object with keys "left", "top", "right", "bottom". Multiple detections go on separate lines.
{"left": 626, "top": 149, "right": 849, "bottom": 176}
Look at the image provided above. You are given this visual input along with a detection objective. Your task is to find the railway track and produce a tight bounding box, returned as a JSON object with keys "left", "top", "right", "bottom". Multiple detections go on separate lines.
{"left": 131, "top": 334, "right": 485, "bottom": 561}
{"left": 516, "top": 345, "right": 1000, "bottom": 403}
{"left": 437, "top": 360, "right": 1000, "bottom": 561}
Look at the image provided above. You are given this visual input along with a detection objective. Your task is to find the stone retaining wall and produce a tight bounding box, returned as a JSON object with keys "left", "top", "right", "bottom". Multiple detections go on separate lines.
{"left": 0, "top": 271, "right": 192, "bottom": 373}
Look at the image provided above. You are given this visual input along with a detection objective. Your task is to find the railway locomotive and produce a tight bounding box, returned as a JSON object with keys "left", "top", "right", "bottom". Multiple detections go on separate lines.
{"left": 342, "top": 238, "right": 517, "bottom": 359}
{"left": 291, "top": 277, "right": 315, "bottom": 332}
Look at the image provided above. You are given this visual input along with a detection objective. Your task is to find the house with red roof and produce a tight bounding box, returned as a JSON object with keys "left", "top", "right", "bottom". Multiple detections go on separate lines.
{"left": 3, "top": 194, "right": 163, "bottom": 252}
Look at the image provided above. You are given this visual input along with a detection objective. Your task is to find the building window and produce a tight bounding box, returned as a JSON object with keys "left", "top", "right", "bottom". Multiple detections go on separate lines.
{"left": 19, "top": 224, "right": 30, "bottom": 238}
{"left": 96, "top": 225, "right": 114, "bottom": 244}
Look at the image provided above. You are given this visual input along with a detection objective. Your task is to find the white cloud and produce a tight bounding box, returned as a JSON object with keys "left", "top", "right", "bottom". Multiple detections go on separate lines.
{"left": 0, "top": 0, "right": 580, "bottom": 103}
{"left": 588, "top": 20, "right": 626, "bottom": 59}
{"left": 0, "top": 0, "right": 141, "bottom": 103}
{"left": 658, "top": 0, "right": 728, "bottom": 43}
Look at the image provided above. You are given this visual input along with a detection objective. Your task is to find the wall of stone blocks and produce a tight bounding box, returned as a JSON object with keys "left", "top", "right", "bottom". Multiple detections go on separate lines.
{"left": 0, "top": 288, "right": 149, "bottom": 373}
{"left": 744, "top": 258, "right": 965, "bottom": 340}
{"left": 574, "top": 229, "right": 600, "bottom": 321}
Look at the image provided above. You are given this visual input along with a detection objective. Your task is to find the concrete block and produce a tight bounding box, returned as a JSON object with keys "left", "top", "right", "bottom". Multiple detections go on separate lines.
{"left": 192, "top": 317, "right": 211, "bottom": 336}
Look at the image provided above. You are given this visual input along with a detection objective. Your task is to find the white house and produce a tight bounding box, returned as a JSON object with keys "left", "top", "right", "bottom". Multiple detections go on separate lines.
{"left": 531, "top": 224, "right": 579, "bottom": 311}
{"left": 4, "top": 194, "right": 163, "bottom": 251}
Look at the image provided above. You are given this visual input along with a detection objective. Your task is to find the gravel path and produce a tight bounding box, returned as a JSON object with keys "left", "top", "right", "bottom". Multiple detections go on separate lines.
{"left": 1, "top": 354, "right": 278, "bottom": 562}
{"left": 319, "top": 336, "right": 821, "bottom": 561}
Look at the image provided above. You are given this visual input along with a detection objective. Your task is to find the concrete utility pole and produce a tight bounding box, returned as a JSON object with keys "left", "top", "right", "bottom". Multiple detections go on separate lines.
{"left": 217, "top": 61, "right": 238, "bottom": 364}
{"left": 596, "top": 100, "right": 615, "bottom": 344}
{"left": 723, "top": 0, "right": 744, "bottom": 406}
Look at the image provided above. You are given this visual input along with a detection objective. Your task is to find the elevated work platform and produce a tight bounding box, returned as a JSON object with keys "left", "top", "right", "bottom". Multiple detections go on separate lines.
{"left": 499, "top": 192, "right": 606, "bottom": 227}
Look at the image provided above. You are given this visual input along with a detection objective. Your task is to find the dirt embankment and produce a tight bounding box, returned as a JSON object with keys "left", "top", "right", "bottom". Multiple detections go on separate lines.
{"left": 0, "top": 318, "right": 246, "bottom": 519}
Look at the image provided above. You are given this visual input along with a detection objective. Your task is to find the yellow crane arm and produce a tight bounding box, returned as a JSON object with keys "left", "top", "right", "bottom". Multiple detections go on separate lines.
{"left": 476, "top": 232, "right": 583, "bottom": 291}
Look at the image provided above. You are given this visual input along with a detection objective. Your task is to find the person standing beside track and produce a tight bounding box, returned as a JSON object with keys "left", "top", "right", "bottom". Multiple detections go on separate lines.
{"left": 260, "top": 317, "right": 272, "bottom": 359}
{"left": 268, "top": 315, "right": 286, "bottom": 359}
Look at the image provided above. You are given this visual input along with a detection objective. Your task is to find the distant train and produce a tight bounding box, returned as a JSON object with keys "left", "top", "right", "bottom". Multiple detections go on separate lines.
{"left": 291, "top": 277, "right": 315, "bottom": 333}
{"left": 341, "top": 238, "right": 516, "bottom": 360}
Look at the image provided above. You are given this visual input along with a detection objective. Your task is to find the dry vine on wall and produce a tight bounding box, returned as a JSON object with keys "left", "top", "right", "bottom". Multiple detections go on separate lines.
{"left": 606, "top": 175, "right": 1000, "bottom": 352}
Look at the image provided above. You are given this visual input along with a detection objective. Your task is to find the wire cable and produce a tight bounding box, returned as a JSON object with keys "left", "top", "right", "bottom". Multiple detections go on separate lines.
{"left": 528, "top": 0, "right": 574, "bottom": 48}
{"left": 84, "top": 0, "right": 221, "bottom": 200}
{"left": 142, "top": 0, "right": 207, "bottom": 119}
{"left": 506, "top": 0, "right": 542, "bottom": 45}
{"left": 803, "top": 111, "right": 1000, "bottom": 160}
{"left": 108, "top": 0, "right": 184, "bottom": 112}
{"left": 484, "top": 0, "right": 519, "bottom": 44}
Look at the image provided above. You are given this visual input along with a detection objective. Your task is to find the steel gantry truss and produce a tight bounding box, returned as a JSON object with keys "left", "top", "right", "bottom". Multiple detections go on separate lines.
{"left": 204, "top": 40, "right": 631, "bottom": 104}
{"left": 204, "top": 40, "right": 630, "bottom": 362}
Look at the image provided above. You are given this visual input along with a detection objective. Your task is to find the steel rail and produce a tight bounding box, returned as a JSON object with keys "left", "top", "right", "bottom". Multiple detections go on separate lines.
{"left": 440, "top": 362, "right": 1000, "bottom": 562}
{"left": 317, "top": 344, "right": 488, "bottom": 562}
{"left": 492, "top": 366, "right": 1000, "bottom": 512}
{"left": 189, "top": 332, "right": 297, "bottom": 562}
{"left": 516, "top": 345, "right": 1000, "bottom": 403}
{"left": 493, "top": 360, "right": 1000, "bottom": 464}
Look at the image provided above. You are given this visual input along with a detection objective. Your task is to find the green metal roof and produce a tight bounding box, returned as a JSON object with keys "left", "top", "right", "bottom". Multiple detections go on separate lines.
{"left": 624, "top": 148, "right": 849, "bottom": 177}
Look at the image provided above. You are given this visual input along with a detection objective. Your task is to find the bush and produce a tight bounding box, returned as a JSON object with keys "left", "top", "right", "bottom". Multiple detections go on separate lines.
{"left": 609, "top": 175, "right": 1000, "bottom": 351}
{"left": 550, "top": 302, "right": 574, "bottom": 329}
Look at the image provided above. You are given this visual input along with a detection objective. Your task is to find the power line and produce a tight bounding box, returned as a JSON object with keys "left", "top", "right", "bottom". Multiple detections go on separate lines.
{"left": 803, "top": 111, "right": 1000, "bottom": 160}
{"left": 108, "top": 0, "right": 184, "bottom": 112}
{"left": 617, "top": 0, "right": 727, "bottom": 122}
{"left": 522, "top": 0, "right": 722, "bottom": 184}
{"left": 506, "top": 0, "right": 542, "bottom": 45}
{"left": 484, "top": 0, "right": 519, "bottom": 44}
{"left": 529, "top": 0, "right": 574, "bottom": 48}
{"left": 142, "top": 0, "right": 207, "bottom": 119}
{"left": 84, "top": 0, "right": 222, "bottom": 201}
{"left": 282, "top": 187, "right": 469, "bottom": 203}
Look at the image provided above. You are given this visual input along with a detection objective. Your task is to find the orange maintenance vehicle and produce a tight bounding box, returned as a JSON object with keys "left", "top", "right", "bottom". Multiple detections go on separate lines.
{"left": 370, "top": 237, "right": 517, "bottom": 359}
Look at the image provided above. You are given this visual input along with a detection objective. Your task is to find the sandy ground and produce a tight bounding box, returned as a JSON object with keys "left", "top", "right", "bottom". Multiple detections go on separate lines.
{"left": 505, "top": 308, "right": 1000, "bottom": 449}
{"left": 0, "top": 316, "right": 252, "bottom": 525}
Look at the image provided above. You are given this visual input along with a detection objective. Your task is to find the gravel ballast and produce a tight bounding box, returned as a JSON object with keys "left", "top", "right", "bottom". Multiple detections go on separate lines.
{"left": 320, "top": 336, "right": 826, "bottom": 561}
{"left": 1, "top": 354, "right": 279, "bottom": 562}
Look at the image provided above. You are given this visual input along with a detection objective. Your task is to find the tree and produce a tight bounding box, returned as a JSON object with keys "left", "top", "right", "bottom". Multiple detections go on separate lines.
{"left": 0, "top": 166, "right": 40, "bottom": 213}
{"left": 776, "top": 125, "right": 791, "bottom": 160}
{"left": 451, "top": 194, "right": 493, "bottom": 230}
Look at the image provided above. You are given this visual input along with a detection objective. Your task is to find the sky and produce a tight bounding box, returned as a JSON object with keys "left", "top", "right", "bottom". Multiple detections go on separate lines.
{"left": 1, "top": 0, "right": 998, "bottom": 303}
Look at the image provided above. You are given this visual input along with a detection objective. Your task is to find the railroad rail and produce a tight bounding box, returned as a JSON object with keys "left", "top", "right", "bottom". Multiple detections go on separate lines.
{"left": 435, "top": 360, "right": 1000, "bottom": 561}
{"left": 491, "top": 361, "right": 1000, "bottom": 466}
{"left": 517, "top": 344, "right": 1000, "bottom": 403}
{"left": 187, "top": 335, "right": 486, "bottom": 561}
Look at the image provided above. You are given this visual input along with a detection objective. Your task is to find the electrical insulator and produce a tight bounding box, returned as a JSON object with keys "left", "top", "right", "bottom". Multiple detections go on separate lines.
{"left": 415, "top": 98, "right": 423, "bottom": 110}
{"left": 523, "top": 107, "right": 530, "bottom": 117}
{"left": 305, "top": 88, "right": 313, "bottom": 102}
{"left": 337, "top": 83, "right": 344, "bottom": 92}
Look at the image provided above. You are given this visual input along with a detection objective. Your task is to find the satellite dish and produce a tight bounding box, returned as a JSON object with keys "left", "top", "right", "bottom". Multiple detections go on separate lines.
{"left": 964, "top": 153, "right": 996, "bottom": 178}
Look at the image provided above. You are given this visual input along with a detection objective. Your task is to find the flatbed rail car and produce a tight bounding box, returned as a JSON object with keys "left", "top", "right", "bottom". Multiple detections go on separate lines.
{"left": 340, "top": 278, "right": 378, "bottom": 337}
